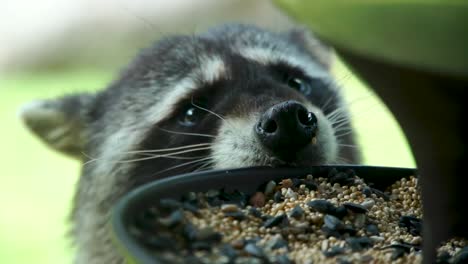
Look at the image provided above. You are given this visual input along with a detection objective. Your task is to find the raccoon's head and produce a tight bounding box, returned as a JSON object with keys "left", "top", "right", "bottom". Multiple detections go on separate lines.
{"left": 20, "top": 24, "right": 360, "bottom": 263}
{"left": 21, "top": 24, "right": 359, "bottom": 192}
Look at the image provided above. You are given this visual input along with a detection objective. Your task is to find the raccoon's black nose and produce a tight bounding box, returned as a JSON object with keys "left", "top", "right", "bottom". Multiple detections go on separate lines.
{"left": 255, "top": 100, "right": 318, "bottom": 160}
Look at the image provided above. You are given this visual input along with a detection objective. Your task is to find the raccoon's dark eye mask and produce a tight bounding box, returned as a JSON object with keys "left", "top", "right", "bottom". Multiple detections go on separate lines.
{"left": 270, "top": 63, "right": 328, "bottom": 98}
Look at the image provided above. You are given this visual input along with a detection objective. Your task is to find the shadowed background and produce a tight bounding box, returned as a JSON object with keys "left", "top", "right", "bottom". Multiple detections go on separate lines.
{"left": 0, "top": 0, "right": 415, "bottom": 263}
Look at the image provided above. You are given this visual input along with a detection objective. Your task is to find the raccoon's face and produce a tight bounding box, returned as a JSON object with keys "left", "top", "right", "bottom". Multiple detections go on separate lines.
{"left": 22, "top": 23, "right": 358, "bottom": 200}
{"left": 130, "top": 57, "right": 341, "bottom": 183}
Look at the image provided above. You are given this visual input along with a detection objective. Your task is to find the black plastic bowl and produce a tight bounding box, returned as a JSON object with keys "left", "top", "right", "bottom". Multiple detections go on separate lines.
{"left": 111, "top": 165, "right": 416, "bottom": 264}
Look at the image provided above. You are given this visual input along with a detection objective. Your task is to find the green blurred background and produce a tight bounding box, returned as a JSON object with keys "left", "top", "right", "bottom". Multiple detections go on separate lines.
{"left": 0, "top": 1, "right": 415, "bottom": 263}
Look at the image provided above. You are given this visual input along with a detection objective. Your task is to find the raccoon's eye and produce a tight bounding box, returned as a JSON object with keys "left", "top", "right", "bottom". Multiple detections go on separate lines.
{"left": 179, "top": 97, "right": 208, "bottom": 127}
{"left": 179, "top": 106, "right": 202, "bottom": 127}
{"left": 284, "top": 75, "right": 312, "bottom": 96}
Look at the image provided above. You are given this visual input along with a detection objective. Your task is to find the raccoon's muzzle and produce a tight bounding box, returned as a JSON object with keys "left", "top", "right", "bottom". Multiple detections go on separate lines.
{"left": 255, "top": 100, "right": 318, "bottom": 161}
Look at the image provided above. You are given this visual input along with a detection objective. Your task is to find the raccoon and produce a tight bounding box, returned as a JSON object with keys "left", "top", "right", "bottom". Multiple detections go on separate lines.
{"left": 20, "top": 24, "right": 360, "bottom": 263}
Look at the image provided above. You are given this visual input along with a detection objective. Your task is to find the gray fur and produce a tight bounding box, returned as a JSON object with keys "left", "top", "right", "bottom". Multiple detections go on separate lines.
{"left": 20, "top": 24, "right": 360, "bottom": 263}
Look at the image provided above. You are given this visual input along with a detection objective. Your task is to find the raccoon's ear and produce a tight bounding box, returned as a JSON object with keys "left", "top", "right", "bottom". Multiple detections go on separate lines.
{"left": 286, "top": 28, "right": 334, "bottom": 70}
{"left": 19, "top": 93, "right": 95, "bottom": 159}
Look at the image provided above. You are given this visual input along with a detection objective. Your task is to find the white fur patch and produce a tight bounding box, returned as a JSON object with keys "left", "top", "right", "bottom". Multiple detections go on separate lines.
{"left": 239, "top": 47, "right": 329, "bottom": 80}
{"left": 198, "top": 55, "right": 227, "bottom": 83}
{"left": 211, "top": 114, "right": 271, "bottom": 169}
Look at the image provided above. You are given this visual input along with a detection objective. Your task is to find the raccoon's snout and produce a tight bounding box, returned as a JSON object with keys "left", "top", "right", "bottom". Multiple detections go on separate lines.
{"left": 255, "top": 100, "right": 317, "bottom": 161}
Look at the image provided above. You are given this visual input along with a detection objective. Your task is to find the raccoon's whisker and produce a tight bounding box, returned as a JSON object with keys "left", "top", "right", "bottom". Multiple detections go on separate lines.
{"left": 333, "top": 121, "right": 352, "bottom": 131}
{"left": 191, "top": 97, "right": 227, "bottom": 121}
{"left": 116, "top": 147, "right": 212, "bottom": 163}
{"left": 190, "top": 96, "right": 242, "bottom": 135}
{"left": 328, "top": 108, "right": 353, "bottom": 123}
{"left": 333, "top": 123, "right": 351, "bottom": 132}
{"left": 332, "top": 124, "right": 350, "bottom": 134}
{"left": 330, "top": 117, "right": 350, "bottom": 128}
{"left": 331, "top": 73, "right": 352, "bottom": 88}
{"left": 326, "top": 107, "right": 348, "bottom": 121}
{"left": 327, "top": 107, "right": 348, "bottom": 118}
{"left": 327, "top": 94, "right": 374, "bottom": 122}
{"left": 156, "top": 127, "right": 216, "bottom": 138}
{"left": 334, "top": 126, "right": 353, "bottom": 134}
{"left": 346, "top": 94, "right": 375, "bottom": 107}
{"left": 124, "top": 143, "right": 213, "bottom": 154}
{"left": 325, "top": 74, "right": 351, "bottom": 94}
{"left": 335, "top": 131, "right": 354, "bottom": 139}
{"left": 332, "top": 156, "right": 352, "bottom": 164}
{"left": 82, "top": 144, "right": 213, "bottom": 165}
{"left": 320, "top": 86, "right": 337, "bottom": 113}
{"left": 330, "top": 120, "right": 352, "bottom": 132}
{"left": 119, "top": 3, "right": 167, "bottom": 36}
{"left": 135, "top": 153, "right": 209, "bottom": 160}
{"left": 82, "top": 152, "right": 101, "bottom": 166}
{"left": 321, "top": 98, "right": 335, "bottom": 114}
{"left": 193, "top": 160, "right": 215, "bottom": 172}
{"left": 326, "top": 111, "right": 344, "bottom": 123}
{"left": 321, "top": 75, "right": 352, "bottom": 113}
{"left": 186, "top": 162, "right": 212, "bottom": 174}
{"left": 152, "top": 157, "right": 213, "bottom": 177}
{"left": 336, "top": 159, "right": 350, "bottom": 165}
{"left": 334, "top": 129, "right": 353, "bottom": 138}
{"left": 337, "top": 144, "right": 359, "bottom": 148}
{"left": 330, "top": 97, "right": 381, "bottom": 134}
